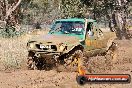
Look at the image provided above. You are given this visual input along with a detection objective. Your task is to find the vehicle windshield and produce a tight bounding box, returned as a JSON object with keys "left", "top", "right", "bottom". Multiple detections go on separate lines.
{"left": 50, "top": 21, "right": 85, "bottom": 35}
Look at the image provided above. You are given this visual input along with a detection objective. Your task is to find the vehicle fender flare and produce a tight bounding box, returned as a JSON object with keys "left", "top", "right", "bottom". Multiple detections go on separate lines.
{"left": 64, "top": 44, "right": 84, "bottom": 54}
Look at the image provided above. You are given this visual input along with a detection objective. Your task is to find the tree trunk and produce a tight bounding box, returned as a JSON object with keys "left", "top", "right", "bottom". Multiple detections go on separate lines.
{"left": 122, "top": 10, "right": 129, "bottom": 39}
{"left": 5, "top": 0, "right": 22, "bottom": 32}
{"left": 112, "top": 0, "right": 129, "bottom": 39}
{"left": 112, "top": 12, "right": 122, "bottom": 39}
{"left": 5, "top": 0, "right": 22, "bottom": 20}
{"left": 93, "top": 0, "right": 97, "bottom": 20}
{"left": 107, "top": 15, "right": 114, "bottom": 32}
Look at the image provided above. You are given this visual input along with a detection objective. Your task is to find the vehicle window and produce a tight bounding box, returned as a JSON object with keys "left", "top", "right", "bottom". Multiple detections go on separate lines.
{"left": 50, "top": 21, "right": 85, "bottom": 35}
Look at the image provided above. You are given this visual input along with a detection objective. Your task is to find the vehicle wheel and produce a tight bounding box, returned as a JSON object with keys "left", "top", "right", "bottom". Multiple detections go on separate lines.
{"left": 27, "top": 57, "right": 37, "bottom": 70}
{"left": 105, "top": 42, "right": 118, "bottom": 65}
{"left": 57, "top": 50, "right": 84, "bottom": 72}
{"left": 76, "top": 75, "right": 87, "bottom": 85}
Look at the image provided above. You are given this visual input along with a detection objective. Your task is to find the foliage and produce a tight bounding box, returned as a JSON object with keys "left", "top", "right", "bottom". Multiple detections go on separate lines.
{"left": 0, "top": 0, "right": 131, "bottom": 39}
{"left": 60, "top": 0, "right": 87, "bottom": 18}
{"left": 0, "top": 25, "right": 26, "bottom": 38}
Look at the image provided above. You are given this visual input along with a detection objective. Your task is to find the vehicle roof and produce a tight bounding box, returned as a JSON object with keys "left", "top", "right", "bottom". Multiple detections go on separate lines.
{"left": 56, "top": 18, "right": 96, "bottom": 23}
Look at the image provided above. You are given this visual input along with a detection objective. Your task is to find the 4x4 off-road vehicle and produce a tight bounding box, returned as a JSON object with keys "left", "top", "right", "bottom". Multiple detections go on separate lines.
{"left": 27, "top": 18, "right": 116, "bottom": 71}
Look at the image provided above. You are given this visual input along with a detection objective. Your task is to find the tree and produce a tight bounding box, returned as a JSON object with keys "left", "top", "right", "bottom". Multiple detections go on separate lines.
{"left": 111, "top": 0, "right": 130, "bottom": 39}
{"left": 60, "top": 0, "right": 87, "bottom": 18}
{"left": 0, "top": 0, "right": 22, "bottom": 37}
{"left": 0, "top": 0, "right": 34, "bottom": 37}
{"left": 0, "top": 0, "right": 22, "bottom": 27}
{"left": 26, "top": 0, "right": 61, "bottom": 25}
{"left": 81, "top": 0, "right": 131, "bottom": 39}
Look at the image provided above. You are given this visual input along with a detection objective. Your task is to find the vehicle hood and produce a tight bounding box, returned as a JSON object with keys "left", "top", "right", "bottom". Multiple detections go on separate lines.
{"left": 29, "top": 34, "right": 80, "bottom": 45}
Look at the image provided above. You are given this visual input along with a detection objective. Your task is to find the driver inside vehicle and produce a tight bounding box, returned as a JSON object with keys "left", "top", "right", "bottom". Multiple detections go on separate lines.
{"left": 61, "top": 22, "right": 72, "bottom": 33}
{"left": 61, "top": 22, "right": 84, "bottom": 34}
{"left": 50, "top": 21, "right": 85, "bottom": 35}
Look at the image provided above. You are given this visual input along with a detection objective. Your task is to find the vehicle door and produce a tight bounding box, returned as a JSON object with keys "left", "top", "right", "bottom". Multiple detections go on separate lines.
{"left": 93, "top": 23, "right": 106, "bottom": 49}
{"left": 85, "top": 22, "right": 98, "bottom": 50}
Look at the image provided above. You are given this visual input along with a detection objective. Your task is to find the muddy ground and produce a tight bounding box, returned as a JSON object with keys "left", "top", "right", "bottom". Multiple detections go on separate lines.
{"left": 0, "top": 30, "right": 132, "bottom": 88}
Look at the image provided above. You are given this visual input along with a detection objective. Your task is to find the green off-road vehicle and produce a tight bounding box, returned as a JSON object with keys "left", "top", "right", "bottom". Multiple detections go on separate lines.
{"left": 26, "top": 18, "right": 116, "bottom": 71}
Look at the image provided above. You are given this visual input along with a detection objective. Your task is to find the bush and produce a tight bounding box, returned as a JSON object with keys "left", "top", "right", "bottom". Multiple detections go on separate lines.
{"left": 0, "top": 25, "right": 26, "bottom": 38}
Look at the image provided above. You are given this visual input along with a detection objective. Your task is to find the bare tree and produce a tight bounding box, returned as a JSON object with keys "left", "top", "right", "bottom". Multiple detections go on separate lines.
{"left": 0, "top": 0, "right": 22, "bottom": 31}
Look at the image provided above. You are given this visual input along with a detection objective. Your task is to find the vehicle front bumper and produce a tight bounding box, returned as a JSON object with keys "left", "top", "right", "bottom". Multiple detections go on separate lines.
{"left": 28, "top": 50, "right": 62, "bottom": 57}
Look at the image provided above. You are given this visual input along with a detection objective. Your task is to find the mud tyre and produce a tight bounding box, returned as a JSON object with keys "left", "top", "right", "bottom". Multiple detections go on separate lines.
{"left": 27, "top": 57, "right": 37, "bottom": 70}
{"left": 104, "top": 42, "right": 118, "bottom": 67}
{"left": 57, "top": 50, "right": 84, "bottom": 72}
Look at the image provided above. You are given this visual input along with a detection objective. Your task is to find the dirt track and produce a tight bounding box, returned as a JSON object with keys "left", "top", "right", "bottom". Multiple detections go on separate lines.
{"left": 0, "top": 32, "right": 132, "bottom": 88}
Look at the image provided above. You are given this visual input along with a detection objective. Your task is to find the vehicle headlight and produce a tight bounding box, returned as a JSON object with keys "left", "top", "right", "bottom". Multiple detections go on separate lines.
{"left": 27, "top": 43, "right": 34, "bottom": 49}
{"left": 27, "top": 41, "right": 36, "bottom": 49}
{"left": 46, "top": 45, "right": 51, "bottom": 49}
{"left": 40, "top": 45, "right": 45, "bottom": 48}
